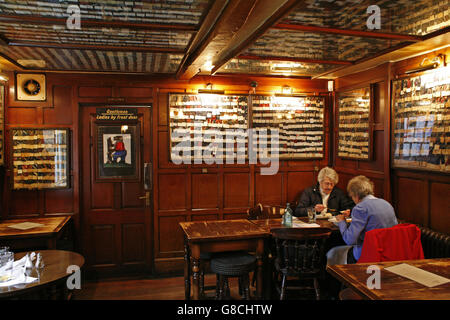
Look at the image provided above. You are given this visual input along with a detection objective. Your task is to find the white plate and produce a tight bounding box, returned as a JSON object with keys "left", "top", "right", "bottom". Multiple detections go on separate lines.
{"left": 328, "top": 217, "right": 352, "bottom": 224}
{"left": 316, "top": 214, "right": 332, "bottom": 219}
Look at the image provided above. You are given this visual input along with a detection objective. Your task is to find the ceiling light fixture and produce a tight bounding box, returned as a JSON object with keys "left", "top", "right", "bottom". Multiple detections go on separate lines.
{"left": 405, "top": 54, "right": 446, "bottom": 75}
{"left": 202, "top": 60, "right": 215, "bottom": 72}
{"left": 0, "top": 70, "right": 9, "bottom": 82}
{"left": 281, "top": 85, "right": 292, "bottom": 95}
{"left": 197, "top": 82, "right": 224, "bottom": 94}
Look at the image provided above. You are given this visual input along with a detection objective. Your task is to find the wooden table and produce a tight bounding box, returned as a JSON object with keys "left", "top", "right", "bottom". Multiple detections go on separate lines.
{"left": 0, "top": 250, "right": 85, "bottom": 299}
{"left": 179, "top": 219, "right": 270, "bottom": 300}
{"left": 0, "top": 216, "right": 71, "bottom": 250}
{"left": 327, "top": 258, "right": 450, "bottom": 300}
{"left": 249, "top": 217, "right": 339, "bottom": 232}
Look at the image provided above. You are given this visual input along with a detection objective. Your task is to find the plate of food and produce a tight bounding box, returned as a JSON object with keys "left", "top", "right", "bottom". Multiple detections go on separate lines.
{"left": 328, "top": 217, "right": 352, "bottom": 224}
{"left": 315, "top": 212, "right": 332, "bottom": 219}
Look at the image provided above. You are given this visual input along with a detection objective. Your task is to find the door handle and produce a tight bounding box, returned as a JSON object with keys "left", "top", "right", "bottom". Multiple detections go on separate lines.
{"left": 139, "top": 191, "right": 150, "bottom": 206}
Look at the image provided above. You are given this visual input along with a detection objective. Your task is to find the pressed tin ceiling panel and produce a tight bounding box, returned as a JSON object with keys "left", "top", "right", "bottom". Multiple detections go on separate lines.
{"left": 0, "top": 0, "right": 210, "bottom": 25}
{"left": 217, "top": 58, "right": 340, "bottom": 77}
{"left": 282, "top": 0, "right": 449, "bottom": 36}
{"left": 0, "top": 23, "right": 193, "bottom": 49}
{"left": 0, "top": 0, "right": 447, "bottom": 77}
{"left": 240, "top": 29, "right": 406, "bottom": 62}
{"left": 0, "top": 45, "right": 183, "bottom": 73}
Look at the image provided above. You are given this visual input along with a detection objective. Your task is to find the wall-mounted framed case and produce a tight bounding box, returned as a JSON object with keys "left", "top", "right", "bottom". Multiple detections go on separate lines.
{"left": 251, "top": 95, "right": 325, "bottom": 159}
{"left": 391, "top": 67, "right": 449, "bottom": 173}
{"left": 11, "top": 128, "right": 70, "bottom": 190}
{"left": 168, "top": 93, "right": 249, "bottom": 164}
{"left": 337, "top": 86, "right": 373, "bottom": 160}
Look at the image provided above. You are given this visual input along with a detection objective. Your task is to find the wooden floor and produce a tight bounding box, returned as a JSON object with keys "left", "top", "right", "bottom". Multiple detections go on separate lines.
{"left": 73, "top": 272, "right": 325, "bottom": 300}
{"left": 73, "top": 273, "right": 243, "bottom": 300}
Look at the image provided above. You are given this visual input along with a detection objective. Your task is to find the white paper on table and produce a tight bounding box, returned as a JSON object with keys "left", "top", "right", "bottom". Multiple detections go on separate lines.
{"left": 292, "top": 221, "right": 321, "bottom": 228}
{"left": 7, "top": 222, "right": 44, "bottom": 230}
{"left": 385, "top": 263, "right": 450, "bottom": 288}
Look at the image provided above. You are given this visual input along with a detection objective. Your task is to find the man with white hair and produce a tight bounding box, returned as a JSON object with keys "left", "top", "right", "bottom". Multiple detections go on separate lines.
{"left": 294, "top": 167, "right": 354, "bottom": 217}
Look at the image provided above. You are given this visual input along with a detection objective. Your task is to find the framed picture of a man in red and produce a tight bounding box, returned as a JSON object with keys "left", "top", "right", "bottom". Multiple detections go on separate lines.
{"left": 96, "top": 124, "right": 140, "bottom": 180}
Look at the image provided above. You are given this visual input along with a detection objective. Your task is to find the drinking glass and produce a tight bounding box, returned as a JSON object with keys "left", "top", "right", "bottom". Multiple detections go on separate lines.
{"left": 0, "top": 247, "right": 9, "bottom": 254}
{"left": 0, "top": 251, "right": 14, "bottom": 282}
{"left": 307, "top": 207, "right": 316, "bottom": 223}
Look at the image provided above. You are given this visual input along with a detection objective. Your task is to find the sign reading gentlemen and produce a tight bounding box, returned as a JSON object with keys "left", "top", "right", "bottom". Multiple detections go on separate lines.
{"left": 96, "top": 108, "right": 138, "bottom": 121}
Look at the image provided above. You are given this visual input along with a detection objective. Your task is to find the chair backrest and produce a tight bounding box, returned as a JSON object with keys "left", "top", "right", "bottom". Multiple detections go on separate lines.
{"left": 262, "top": 205, "right": 284, "bottom": 219}
{"left": 247, "top": 203, "right": 264, "bottom": 220}
{"left": 358, "top": 223, "right": 425, "bottom": 263}
{"left": 271, "top": 227, "right": 331, "bottom": 274}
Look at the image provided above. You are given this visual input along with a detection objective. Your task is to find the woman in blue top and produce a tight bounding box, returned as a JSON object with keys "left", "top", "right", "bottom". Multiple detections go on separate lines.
{"left": 326, "top": 175, "right": 398, "bottom": 265}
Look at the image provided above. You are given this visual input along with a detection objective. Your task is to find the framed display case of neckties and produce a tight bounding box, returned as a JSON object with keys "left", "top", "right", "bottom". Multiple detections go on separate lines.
{"left": 391, "top": 67, "right": 450, "bottom": 173}
{"left": 251, "top": 95, "right": 325, "bottom": 159}
{"left": 337, "top": 87, "right": 372, "bottom": 160}
{"left": 168, "top": 93, "right": 248, "bottom": 164}
{"left": 11, "top": 128, "right": 69, "bottom": 189}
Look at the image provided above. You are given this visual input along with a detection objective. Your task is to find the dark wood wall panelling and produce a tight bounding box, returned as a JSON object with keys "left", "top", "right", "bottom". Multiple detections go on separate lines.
{"left": 389, "top": 48, "right": 450, "bottom": 235}
{"left": 2, "top": 50, "right": 448, "bottom": 277}
{"left": 154, "top": 77, "right": 330, "bottom": 272}
{"left": 3, "top": 76, "right": 77, "bottom": 222}
{"left": 2, "top": 72, "right": 330, "bottom": 274}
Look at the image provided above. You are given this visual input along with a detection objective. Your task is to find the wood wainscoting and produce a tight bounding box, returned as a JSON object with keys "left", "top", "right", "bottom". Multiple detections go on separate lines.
{"left": 3, "top": 72, "right": 330, "bottom": 276}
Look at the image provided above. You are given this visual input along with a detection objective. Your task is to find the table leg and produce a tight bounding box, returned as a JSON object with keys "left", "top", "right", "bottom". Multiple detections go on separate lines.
{"left": 256, "top": 239, "right": 264, "bottom": 300}
{"left": 190, "top": 244, "right": 201, "bottom": 300}
{"left": 183, "top": 238, "right": 191, "bottom": 300}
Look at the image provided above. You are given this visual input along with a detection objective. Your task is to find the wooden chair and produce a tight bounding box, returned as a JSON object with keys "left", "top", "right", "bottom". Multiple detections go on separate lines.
{"left": 262, "top": 205, "right": 284, "bottom": 219}
{"left": 247, "top": 203, "right": 285, "bottom": 220}
{"left": 246, "top": 203, "right": 283, "bottom": 289}
{"left": 271, "top": 227, "right": 331, "bottom": 300}
{"left": 247, "top": 203, "right": 264, "bottom": 220}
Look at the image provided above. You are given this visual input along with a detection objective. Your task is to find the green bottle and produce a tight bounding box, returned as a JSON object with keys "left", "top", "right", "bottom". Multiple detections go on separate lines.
{"left": 284, "top": 203, "right": 293, "bottom": 227}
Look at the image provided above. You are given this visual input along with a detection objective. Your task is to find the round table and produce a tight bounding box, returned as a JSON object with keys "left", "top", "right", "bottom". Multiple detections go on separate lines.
{"left": 0, "top": 250, "right": 84, "bottom": 299}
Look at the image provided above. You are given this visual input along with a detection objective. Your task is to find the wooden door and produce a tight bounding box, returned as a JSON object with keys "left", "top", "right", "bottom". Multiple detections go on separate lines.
{"left": 80, "top": 106, "right": 152, "bottom": 277}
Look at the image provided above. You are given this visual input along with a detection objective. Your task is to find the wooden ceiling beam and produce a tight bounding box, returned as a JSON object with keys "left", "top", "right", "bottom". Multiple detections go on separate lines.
{"left": 273, "top": 23, "right": 423, "bottom": 41}
{"left": 0, "top": 14, "right": 197, "bottom": 32}
{"left": 313, "top": 31, "right": 450, "bottom": 79}
{"left": 176, "top": 0, "right": 230, "bottom": 79}
{"left": 237, "top": 54, "right": 353, "bottom": 65}
{"left": 0, "top": 53, "right": 24, "bottom": 71}
{"left": 177, "top": 0, "right": 303, "bottom": 80}
{"left": 6, "top": 40, "right": 185, "bottom": 54}
{"left": 210, "top": 0, "right": 303, "bottom": 75}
